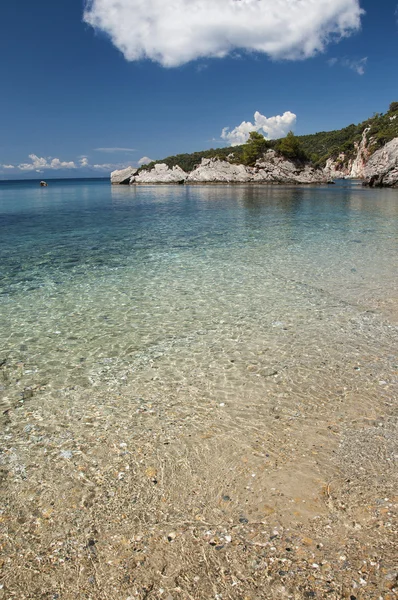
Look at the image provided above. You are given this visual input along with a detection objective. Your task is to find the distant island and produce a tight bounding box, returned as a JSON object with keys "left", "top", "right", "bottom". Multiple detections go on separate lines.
{"left": 112, "top": 102, "right": 398, "bottom": 187}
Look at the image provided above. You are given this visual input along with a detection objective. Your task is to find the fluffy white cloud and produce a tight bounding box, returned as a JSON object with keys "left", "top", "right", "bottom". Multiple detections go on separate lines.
{"left": 50, "top": 158, "right": 77, "bottom": 169}
{"left": 83, "top": 0, "right": 363, "bottom": 67}
{"left": 138, "top": 156, "right": 154, "bottom": 165}
{"left": 221, "top": 111, "right": 297, "bottom": 146}
{"left": 328, "top": 56, "right": 367, "bottom": 75}
{"left": 17, "top": 154, "right": 77, "bottom": 171}
{"left": 1, "top": 153, "right": 135, "bottom": 174}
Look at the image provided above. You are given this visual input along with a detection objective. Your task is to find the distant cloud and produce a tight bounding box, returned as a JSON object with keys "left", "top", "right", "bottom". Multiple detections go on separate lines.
{"left": 17, "top": 154, "right": 77, "bottom": 171}
{"left": 138, "top": 156, "right": 154, "bottom": 165}
{"left": 0, "top": 154, "right": 131, "bottom": 174}
{"left": 83, "top": 0, "right": 364, "bottom": 68}
{"left": 50, "top": 158, "right": 77, "bottom": 170}
{"left": 94, "top": 147, "right": 136, "bottom": 153}
{"left": 1, "top": 150, "right": 161, "bottom": 175}
{"left": 328, "top": 56, "right": 367, "bottom": 75}
{"left": 221, "top": 111, "right": 297, "bottom": 146}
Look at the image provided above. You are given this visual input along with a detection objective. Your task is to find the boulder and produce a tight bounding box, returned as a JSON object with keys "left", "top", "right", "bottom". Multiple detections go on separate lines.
{"left": 111, "top": 166, "right": 138, "bottom": 184}
{"left": 132, "top": 164, "right": 187, "bottom": 184}
{"left": 363, "top": 138, "right": 398, "bottom": 187}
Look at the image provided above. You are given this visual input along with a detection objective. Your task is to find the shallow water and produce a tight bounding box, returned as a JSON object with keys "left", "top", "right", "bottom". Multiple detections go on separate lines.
{"left": 1, "top": 179, "right": 398, "bottom": 598}
{"left": 0, "top": 179, "right": 397, "bottom": 402}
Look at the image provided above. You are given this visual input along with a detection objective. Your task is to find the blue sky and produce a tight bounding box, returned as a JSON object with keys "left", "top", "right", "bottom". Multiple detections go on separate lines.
{"left": 0, "top": 0, "right": 397, "bottom": 178}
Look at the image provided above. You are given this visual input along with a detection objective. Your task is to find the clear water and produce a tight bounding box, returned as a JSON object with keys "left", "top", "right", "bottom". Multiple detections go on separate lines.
{"left": 1, "top": 178, "right": 397, "bottom": 407}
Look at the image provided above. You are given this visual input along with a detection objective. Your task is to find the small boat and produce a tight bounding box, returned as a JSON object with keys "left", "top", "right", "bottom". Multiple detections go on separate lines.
{"left": 40, "top": 181, "right": 48, "bottom": 187}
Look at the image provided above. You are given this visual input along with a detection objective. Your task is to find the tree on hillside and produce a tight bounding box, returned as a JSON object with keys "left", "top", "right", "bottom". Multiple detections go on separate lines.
{"left": 389, "top": 101, "right": 398, "bottom": 113}
{"left": 242, "top": 131, "right": 271, "bottom": 166}
{"left": 276, "top": 131, "right": 308, "bottom": 161}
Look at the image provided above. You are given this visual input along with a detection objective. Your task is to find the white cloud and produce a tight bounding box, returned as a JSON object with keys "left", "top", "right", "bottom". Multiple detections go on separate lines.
{"left": 138, "top": 156, "right": 154, "bottom": 165}
{"left": 50, "top": 158, "right": 77, "bottom": 170}
{"left": 83, "top": 0, "right": 363, "bottom": 67}
{"left": 3, "top": 153, "right": 155, "bottom": 175}
{"left": 17, "top": 154, "right": 77, "bottom": 171}
{"left": 221, "top": 111, "right": 297, "bottom": 146}
{"left": 328, "top": 56, "right": 367, "bottom": 75}
{"left": 94, "top": 147, "right": 136, "bottom": 153}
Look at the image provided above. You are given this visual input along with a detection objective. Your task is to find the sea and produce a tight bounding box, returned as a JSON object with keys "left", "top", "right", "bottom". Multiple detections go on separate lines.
{"left": 0, "top": 178, "right": 397, "bottom": 408}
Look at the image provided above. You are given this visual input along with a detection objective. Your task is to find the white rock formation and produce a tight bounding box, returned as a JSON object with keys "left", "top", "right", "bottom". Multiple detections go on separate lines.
{"left": 364, "top": 138, "right": 398, "bottom": 187}
{"left": 186, "top": 155, "right": 327, "bottom": 184}
{"left": 323, "top": 128, "right": 373, "bottom": 180}
{"left": 132, "top": 163, "right": 188, "bottom": 184}
{"left": 350, "top": 127, "right": 372, "bottom": 178}
{"left": 252, "top": 150, "right": 327, "bottom": 184}
{"left": 111, "top": 166, "right": 138, "bottom": 184}
{"left": 324, "top": 154, "right": 351, "bottom": 179}
{"left": 111, "top": 155, "right": 328, "bottom": 186}
{"left": 186, "top": 158, "right": 253, "bottom": 183}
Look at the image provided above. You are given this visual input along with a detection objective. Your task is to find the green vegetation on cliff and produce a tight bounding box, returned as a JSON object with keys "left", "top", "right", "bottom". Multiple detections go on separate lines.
{"left": 139, "top": 102, "right": 398, "bottom": 172}
{"left": 241, "top": 131, "right": 272, "bottom": 166}
{"left": 298, "top": 101, "right": 398, "bottom": 165}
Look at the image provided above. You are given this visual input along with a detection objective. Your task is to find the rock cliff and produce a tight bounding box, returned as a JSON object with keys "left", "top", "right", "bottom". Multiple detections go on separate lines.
{"left": 323, "top": 154, "right": 352, "bottom": 179}
{"left": 350, "top": 127, "right": 373, "bottom": 178}
{"left": 323, "top": 133, "right": 398, "bottom": 187}
{"left": 323, "top": 128, "right": 373, "bottom": 180}
{"left": 363, "top": 138, "right": 398, "bottom": 188}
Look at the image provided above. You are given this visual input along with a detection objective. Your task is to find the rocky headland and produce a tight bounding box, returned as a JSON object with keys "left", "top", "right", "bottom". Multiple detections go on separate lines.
{"left": 111, "top": 102, "right": 398, "bottom": 187}
{"left": 112, "top": 153, "right": 329, "bottom": 186}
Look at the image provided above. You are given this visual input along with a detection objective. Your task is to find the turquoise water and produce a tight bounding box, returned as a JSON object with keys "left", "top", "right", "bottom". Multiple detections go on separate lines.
{"left": 1, "top": 178, "right": 397, "bottom": 408}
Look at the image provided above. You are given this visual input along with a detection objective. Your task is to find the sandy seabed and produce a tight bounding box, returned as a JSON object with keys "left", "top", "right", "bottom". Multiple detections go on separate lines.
{"left": 1, "top": 293, "right": 397, "bottom": 599}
